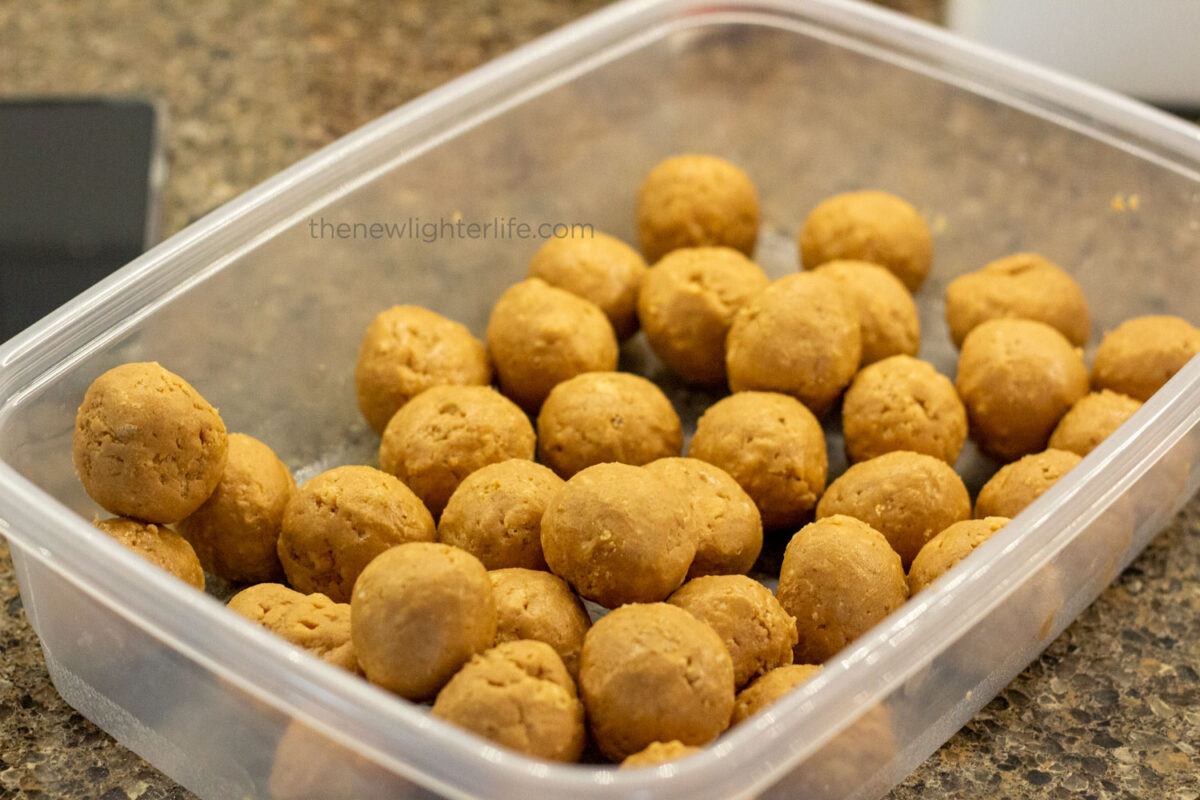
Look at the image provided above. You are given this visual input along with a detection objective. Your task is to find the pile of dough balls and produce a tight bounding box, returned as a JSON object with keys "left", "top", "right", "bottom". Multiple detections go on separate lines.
{"left": 68, "top": 152, "right": 1198, "bottom": 769}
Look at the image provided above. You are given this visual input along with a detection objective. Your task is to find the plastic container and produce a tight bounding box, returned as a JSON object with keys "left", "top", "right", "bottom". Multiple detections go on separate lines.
{"left": 1, "top": 1, "right": 1198, "bottom": 798}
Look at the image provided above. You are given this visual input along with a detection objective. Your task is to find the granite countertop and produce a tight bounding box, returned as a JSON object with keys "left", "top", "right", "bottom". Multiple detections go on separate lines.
{"left": 1, "top": 2, "right": 1198, "bottom": 799}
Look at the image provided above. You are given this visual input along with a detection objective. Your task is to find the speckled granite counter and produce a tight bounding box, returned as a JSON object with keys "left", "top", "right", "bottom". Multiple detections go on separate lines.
{"left": 1, "top": 2, "right": 1197, "bottom": 799}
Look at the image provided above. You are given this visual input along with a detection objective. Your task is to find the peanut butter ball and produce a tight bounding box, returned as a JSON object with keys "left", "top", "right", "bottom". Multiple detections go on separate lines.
{"left": 726, "top": 273, "right": 861, "bottom": 416}
{"left": 799, "top": 190, "right": 932, "bottom": 291}
{"left": 816, "top": 451, "right": 970, "bottom": 568}
{"left": 227, "top": 583, "right": 358, "bottom": 672}
{"left": 636, "top": 155, "right": 759, "bottom": 263}
{"left": 438, "top": 460, "right": 561, "bottom": 570}
{"left": 489, "top": 568, "right": 591, "bottom": 678}
{"left": 644, "top": 458, "right": 762, "bottom": 579}
{"left": 956, "top": 319, "right": 1089, "bottom": 461}
{"left": 486, "top": 278, "right": 619, "bottom": 412}
{"left": 1092, "top": 315, "right": 1200, "bottom": 401}
{"left": 668, "top": 575, "right": 797, "bottom": 689}
{"left": 621, "top": 741, "right": 701, "bottom": 768}
{"left": 730, "top": 664, "right": 821, "bottom": 725}
{"left": 527, "top": 231, "right": 648, "bottom": 341}
{"left": 1049, "top": 390, "right": 1143, "bottom": 457}
{"left": 351, "top": 542, "right": 496, "bottom": 701}
{"left": 94, "top": 517, "right": 205, "bottom": 590}
{"left": 74, "top": 362, "right": 228, "bottom": 524}
{"left": 636, "top": 247, "right": 770, "bottom": 385}
{"left": 278, "top": 465, "right": 436, "bottom": 603}
{"left": 945, "top": 253, "right": 1090, "bottom": 348}
{"left": 177, "top": 433, "right": 294, "bottom": 584}
{"left": 815, "top": 260, "right": 920, "bottom": 365}
{"left": 537, "top": 372, "right": 682, "bottom": 478}
{"left": 541, "top": 463, "right": 693, "bottom": 608}
{"left": 379, "top": 385, "right": 535, "bottom": 517}
{"left": 354, "top": 305, "right": 492, "bottom": 434}
{"left": 431, "top": 640, "right": 585, "bottom": 763}
{"left": 579, "top": 602, "right": 735, "bottom": 761}
{"left": 841, "top": 355, "right": 967, "bottom": 465}
{"left": 777, "top": 516, "right": 908, "bottom": 664}
{"left": 688, "top": 392, "right": 827, "bottom": 531}
{"left": 908, "top": 517, "right": 1009, "bottom": 595}
{"left": 974, "top": 449, "right": 1082, "bottom": 519}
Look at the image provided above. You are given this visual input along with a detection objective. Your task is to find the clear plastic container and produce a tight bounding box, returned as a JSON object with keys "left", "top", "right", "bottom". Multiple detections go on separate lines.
{"left": 1, "top": 1, "right": 1198, "bottom": 798}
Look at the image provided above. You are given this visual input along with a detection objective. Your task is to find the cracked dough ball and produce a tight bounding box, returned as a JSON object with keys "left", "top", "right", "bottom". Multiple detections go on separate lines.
{"left": 278, "top": 465, "right": 435, "bottom": 603}
{"left": 621, "top": 741, "right": 702, "bottom": 768}
{"left": 351, "top": 542, "right": 496, "bottom": 701}
{"left": 726, "top": 273, "right": 861, "bottom": 416}
{"left": 486, "top": 278, "right": 619, "bottom": 412}
{"left": 489, "top": 567, "right": 591, "bottom": 678}
{"left": 956, "top": 319, "right": 1089, "bottom": 461}
{"left": 637, "top": 247, "right": 770, "bottom": 385}
{"left": 432, "top": 640, "right": 585, "bottom": 763}
{"left": 1049, "top": 390, "right": 1143, "bottom": 457}
{"left": 667, "top": 575, "right": 797, "bottom": 689}
{"left": 974, "top": 449, "right": 1082, "bottom": 519}
{"left": 541, "top": 463, "right": 693, "bottom": 608}
{"left": 438, "top": 460, "right": 561, "bottom": 571}
{"left": 537, "top": 372, "right": 682, "bottom": 478}
{"left": 777, "top": 515, "right": 908, "bottom": 664}
{"left": 73, "top": 362, "right": 228, "bottom": 524}
{"left": 908, "top": 517, "right": 1009, "bottom": 595}
{"left": 177, "top": 433, "right": 294, "bottom": 583}
{"left": 842, "top": 355, "right": 967, "bottom": 465}
{"left": 636, "top": 155, "right": 759, "bottom": 263}
{"left": 227, "top": 583, "right": 358, "bottom": 672}
{"left": 799, "top": 190, "right": 932, "bottom": 291}
{"left": 379, "top": 385, "right": 535, "bottom": 518}
{"left": 1092, "top": 315, "right": 1200, "bottom": 402}
{"left": 730, "top": 664, "right": 821, "bottom": 725}
{"left": 527, "top": 231, "right": 648, "bottom": 341}
{"left": 580, "top": 603, "right": 735, "bottom": 761}
{"left": 815, "top": 260, "right": 920, "bottom": 366}
{"left": 94, "top": 517, "right": 205, "bottom": 590}
{"left": 354, "top": 305, "right": 492, "bottom": 434}
{"left": 688, "top": 392, "right": 828, "bottom": 531}
{"left": 945, "top": 253, "right": 1090, "bottom": 348}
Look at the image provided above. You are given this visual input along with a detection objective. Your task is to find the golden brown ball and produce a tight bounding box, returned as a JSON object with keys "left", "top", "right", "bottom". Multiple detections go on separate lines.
{"left": 621, "top": 741, "right": 702, "bottom": 768}
{"left": 974, "top": 449, "right": 1082, "bottom": 519}
{"left": 730, "top": 664, "right": 821, "bottom": 726}
{"left": 1092, "top": 315, "right": 1200, "bottom": 402}
{"left": 489, "top": 567, "right": 591, "bottom": 678}
{"left": 227, "top": 583, "right": 358, "bottom": 672}
{"left": 1048, "top": 390, "right": 1143, "bottom": 457}
{"left": 907, "top": 517, "right": 1009, "bottom": 595}
{"left": 94, "top": 517, "right": 205, "bottom": 590}
{"left": 815, "top": 260, "right": 920, "bottom": 365}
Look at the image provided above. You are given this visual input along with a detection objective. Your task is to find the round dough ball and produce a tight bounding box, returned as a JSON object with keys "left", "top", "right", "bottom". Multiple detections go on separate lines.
{"left": 816, "top": 451, "right": 970, "bottom": 568}
{"left": 354, "top": 305, "right": 492, "bottom": 434}
{"left": 636, "top": 155, "right": 759, "bottom": 263}
{"left": 177, "top": 433, "right": 295, "bottom": 584}
{"left": 621, "top": 741, "right": 702, "bottom": 768}
{"left": 799, "top": 190, "right": 932, "bottom": 291}
{"left": 908, "top": 517, "right": 1009, "bottom": 595}
{"left": 1092, "top": 315, "right": 1200, "bottom": 402}
{"left": 527, "top": 231, "right": 648, "bottom": 341}
{"left": 227, "top": 583, "right": 358, "bottom": 672}
{"left": 667, "top": 575, "right": 797, "bottom": 689}
{"left": 1049, "top": 390, "right": 1143, "bottom": 457}
{"left": 351, "top": 542, "right": 496, "bottom": 700}
{"left": 644, "top": 458, "right": 762, "bottom": 579}
{"left": 379, "top": 385, "right": 535, "bottom": 518}
{"left": 486, "top": 278, "right": 619, "bottom": 412}
{"left": 636, "top": 247, "right": 770, "bottom": 385}
{"left": 73, "top": 362, "right": 228, "bottom": 524}
{"left": 726, "top": 273, "right": 861, "bottom": 416}
{"left": 541, "top": 463, "right": 693, "bottom": 608}
{"left": 956, "top": 319, "right": 1089, "bottom": 461}
{"left": 730, "top": 664, "right": 821, "bottom": 726}
{"left": 579, "top": 603, "right": 735, "bottom": 761}
{"left": 438, "top": 460, "right": 562, "bottom": 570}
{"left": 944, "top": 253, "right": 1090, "bottom": 348}
{"left": 489, "top": 568, "right": 591, "bottom": 678}
{"left": 688, "top": 392, "right": 827, "bottom": 531}
{"left": 278, "top": 465, "right": 436, "bottom": 603}
{"left": 974, "top": 449, "right": 1082, "bottom": 519}
{"left": 94, "top": 517, "right": 205, "bottom": 590}
{"left": 537, "top": 372, "right": 683, "bottom": 478}
{"left": 777, "top": 515, "right": 908, "bottom": 664}
{"left": 431, "top": 640, "right": 585, "bottom": 763}
{"left": 842, "top": 355, "right": 967, "bottom": 465}
{"left": 815, "top": 260, "right": 920, "bottom": 365}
